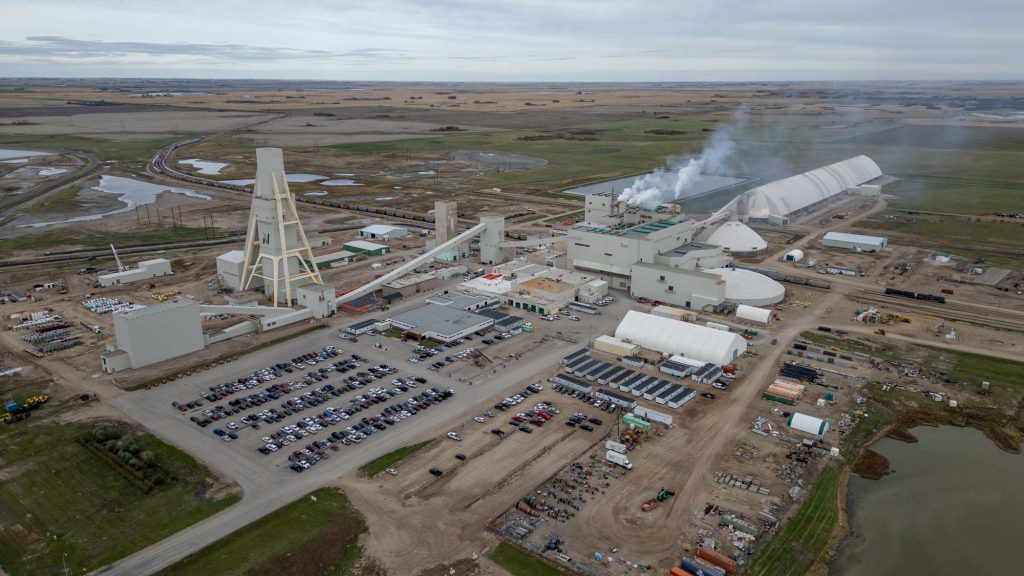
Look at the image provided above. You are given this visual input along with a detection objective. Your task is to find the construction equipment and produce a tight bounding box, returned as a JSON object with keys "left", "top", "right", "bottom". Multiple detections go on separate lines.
{"left": 109, "top": 243, "right": 127, "bottom": 273}
{"left": 640, "top": 488, "right": 675, "bottom": 511}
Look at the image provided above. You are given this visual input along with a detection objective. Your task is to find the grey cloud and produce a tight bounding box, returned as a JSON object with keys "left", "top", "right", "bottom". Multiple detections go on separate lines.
{"left": 1, "top": 36, "right": 409, "bottom": 63}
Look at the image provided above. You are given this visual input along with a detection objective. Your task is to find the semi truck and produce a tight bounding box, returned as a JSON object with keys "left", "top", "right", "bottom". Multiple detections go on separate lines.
{"left": 605, "top": 450, "right": 632, "bottom": 470}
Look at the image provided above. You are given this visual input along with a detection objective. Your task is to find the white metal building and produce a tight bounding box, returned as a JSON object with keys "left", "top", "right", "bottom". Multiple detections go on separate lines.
{"left": 216, "top": 250, "right": 247, "bottom": 290}
{"left": 101, "top": 298, "right": 204, "bottom": 372}
{"left": 787, "top": 412, "right": 830, "bottom": 437}
{"left": 651, "top": 304, "right": 696, "bottom": 322}
{"left": 739, "top": 156, "right": 882, "bottom": 220}
{"left": 706, "top": 221, "right": 768, "bottom": 256}
{"left": 822, "top": 231, "right": 887, "bottom": 252}
{"left": 359, "top": 224, "right": 409, "bottom": 241}
{"left": 704, "top": 267, "right": 785, "bottom": 306}
{"left": 386, "top": 303, "right": 492, "bottom": 343}
{"left": 614, "top": 310, "right": 747, "bottom": 365}
{"left": 296, "top": 283, "right": 336, "bottom": 318}
{"left": 630, "top": 263, "right": 726, "bottom": 310}
{"left": 97, "top": 259, "right": 172, "bottom": 287}
{"left": 784, "top": 249, "right": 805, "bottom": 262}
{"left": 593, "top": 335, "right": 640, "bottom": 357}
{"left": 736, "top": 304, "right": 772, "bottom": 325}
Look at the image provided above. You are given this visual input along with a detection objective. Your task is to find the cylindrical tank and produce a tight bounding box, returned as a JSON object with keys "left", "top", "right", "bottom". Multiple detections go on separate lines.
{"left": 697, "top": 547, "right": 738, "bottom": 573}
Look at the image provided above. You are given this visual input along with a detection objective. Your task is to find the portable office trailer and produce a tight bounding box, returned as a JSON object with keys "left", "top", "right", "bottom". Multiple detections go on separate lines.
{"left": 564, "top": 355, "right": 591, "bottom": 373}
{"left": 632, "top": 378, "right": 661, "bottom": 397}
{"left": 584, "top": 361, "right": 612, "bottom": 381}
{"left": 573, "top": 359, "right": 600, "bottom": 377}
{"left": 562, "top": 348, "right": 589, "bottom": 365}
{"left": 660, "top": 360, "right": 692, "bottom": 379}
{"left": 609, "top": 368, "right": 635, "bottom": 389}
{"left": 621, "top": 355, "right": 646, "bottom": 368}
{"left": 567, "top": 301, "right": 599, "bottom": 315}
{"left": 614, "top": 373, "right": 647, "bottom": 393}
{"left": 644, "top": 380, "right": 672, "bottom": 400}
{"left": 595, "top": 388, "right": 637, "bottom": 409}
{"left": 656, "top": 383, "right": 681, "bottom": 404}
{"left": 598, "top": 365, "right": 626, "bottom": 385}
{"left": 634, "top": 406, "right": 674, "bottom": 426}
{"left": 667, "top": 387, "right": 697, "bottom": 409}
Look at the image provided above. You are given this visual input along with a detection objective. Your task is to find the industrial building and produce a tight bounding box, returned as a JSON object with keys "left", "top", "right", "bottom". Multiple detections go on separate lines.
{"left": 382, "top": 272, "right": 438, "bottom": 298}
{"left": 594, "top": 335, "right": 640, "bottom": 357}
{"left": 705, "top": 221, "right": 768, "bottom": 257}
{"left": 346, "top": 318, "right": 379, "bottom": 335}
{"left": 216, "top": 250, "right": 246, "bottom": 290}
{"left": 305, "top": 250, "right": 358, "bottom": 270}
{"left": 629, "top": 264, "right": 726, "bottom": 310}
{"left": 358, "top": 224, "right": 409, "bottom": 241}
{"left": 343, "top": 239, "right": 391, "bottom": 257}
{"left": 425, "top": 291, "right": 497, "bottom": 312}
{"left": 821, "top": 231, "right": 887, "bottom": 252}
{"left": 101, "top": 298, "right": 204, "bottom": 372}
{"left": 730, "top": 156, "right": 884, "bottom": 222}
{"left": 295, "top": 283, "right": 336, "bottom": 318}
{"left": 704, "top": 267, "right": 786, "bottom": 306}
{"left": 97, "top": 258, "right": 173, "bottom": 287}
{"left": 385, "top": 303, "right": 493, "bottom": 343}
{"left": 614, "top": 310, "right": 747, "bottom": 365}
{"left": 784, "top": 249, "right": 805, "bottom": 263}
{"left": 460, "top": 260, "right": 594, "bottom": 315}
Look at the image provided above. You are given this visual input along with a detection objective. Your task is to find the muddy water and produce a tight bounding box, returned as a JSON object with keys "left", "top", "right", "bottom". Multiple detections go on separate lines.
{"left": 832, "top": 426, "right": 1024, "bottom": 575}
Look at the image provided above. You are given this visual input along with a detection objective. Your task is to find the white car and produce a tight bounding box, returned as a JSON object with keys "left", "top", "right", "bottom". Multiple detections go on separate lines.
{"left": 226, "top": 422, "right": 238, "bottom": 430}
{"left": 266, "top": 443, "right": 279, "bottom": 452}
{"left": 447, "top": 431, "right": 463, "bottom": 441}
{"left": 474, "top": 416, "right": 486, "bottom": 423}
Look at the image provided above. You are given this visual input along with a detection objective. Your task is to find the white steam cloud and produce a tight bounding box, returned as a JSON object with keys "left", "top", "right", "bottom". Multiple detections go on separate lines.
{"left": 618, "top": 106, "right": 748, "bottom": 209}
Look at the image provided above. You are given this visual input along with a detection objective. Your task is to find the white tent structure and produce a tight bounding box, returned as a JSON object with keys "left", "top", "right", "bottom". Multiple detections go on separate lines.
{"left": 741, "top": 156, "right": 882, "bottom": 219}
{"left": 615, "top": 310, "right": 747, "bottom": 365}
{"left": 787, "top": 412, "right": 830, "bottom": 437}
{"left": 704, "top": 267, "right": 785, "bottom": 306}
{"left": 736, "top": 304, "right": 772, "bottom": 325}
{"left": 784, "top": 249, "right": 805, "bottom": 262}
{"left": 706, "top": 221, "right": 768, "bottom": 256}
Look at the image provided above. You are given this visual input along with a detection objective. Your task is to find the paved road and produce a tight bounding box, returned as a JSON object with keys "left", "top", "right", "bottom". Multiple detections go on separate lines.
{"left": 95, "top": 294, "right": 619, "bottom": 575}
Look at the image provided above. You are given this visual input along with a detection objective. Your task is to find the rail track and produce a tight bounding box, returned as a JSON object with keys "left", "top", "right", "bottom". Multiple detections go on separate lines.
{"left": 852, "top": 289, "right": 1024, "bottom": 333}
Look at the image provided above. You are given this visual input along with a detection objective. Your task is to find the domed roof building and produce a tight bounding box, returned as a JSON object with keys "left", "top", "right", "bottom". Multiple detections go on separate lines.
{"left": 706, "top": 221, "right": 768, "bottom": 257}
{"left": 704, "top": 267, "right": 785, "bottom": 306}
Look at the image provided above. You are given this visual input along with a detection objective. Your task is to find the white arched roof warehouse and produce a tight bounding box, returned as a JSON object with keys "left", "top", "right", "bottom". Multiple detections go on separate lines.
{"left": 743, "top": 156, "right": 881, "bottom": 219}
{"left": 706, "top": 221, "right": 768, "bottom": 255}
{"left": 614, "top": 310, "right": 747, "bottom": 365}
{"left": 705, "top": 267, "right": 786, "bottom": 306}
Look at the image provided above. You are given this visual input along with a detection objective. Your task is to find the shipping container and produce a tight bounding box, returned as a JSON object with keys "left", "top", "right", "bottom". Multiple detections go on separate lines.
{"left": 670, "top": 568, "right": 692, "bottom": 576}
{"left": 763, "top": 392, "right": 796, "bottom": 406}
{"left": 634, "top": 405, "right": 674, "bottom": 425}
{"left": 681, "top": 557, "right": 726, "bottom": 576}
{"left": 605, "top": 440, "right": 627, "bottom": 454}
{"left": 697, "top": 547, "right": 738, "bottom": 573}
{"left": 706, "top": 321, "right": 730, "bottom": 332}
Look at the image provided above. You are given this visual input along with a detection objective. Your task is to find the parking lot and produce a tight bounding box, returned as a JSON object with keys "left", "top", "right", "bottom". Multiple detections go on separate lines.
{"left": 103, "top": 288, "right": 625, "bottom": 575}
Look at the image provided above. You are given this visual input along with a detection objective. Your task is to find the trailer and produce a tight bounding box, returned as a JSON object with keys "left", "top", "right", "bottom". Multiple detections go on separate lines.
{"left": 667, "top": 387, "right": 696, "bottom": 409}
{"left": 644, "top": 380, "right": 672, "bottom": 400}
{"left": 597, "top": 365, "right": 625, "bottom": 385}
{"left": 568, "top": 301, "right": 600, "bottom": 315}
{"left": 605, "top": 440, "right": 628, "bottom": 454}
{"left": 605, "top": 450, "right": 632, "bottom": 470}
{"left": 609, "top": 368, "right": 635, "bottom": 389}
{"left": 634, "top": 405, "right": 674, "bottom": 426}
{"left": 656, "top": 383, "right": 682, "bottom": 405}
{"left": 561, "top": 348, "right": 589, "bottom": 365}
{"left": 573, "top": 359, "right": 600, "bottom": 377}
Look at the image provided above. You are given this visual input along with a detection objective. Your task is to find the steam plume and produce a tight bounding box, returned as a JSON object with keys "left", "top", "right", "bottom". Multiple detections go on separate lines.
{"left": 618, "top": 106, "right": 747, "bottom": 208}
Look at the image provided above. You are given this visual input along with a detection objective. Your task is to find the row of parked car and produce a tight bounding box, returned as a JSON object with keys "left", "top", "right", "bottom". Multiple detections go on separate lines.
{"left": 550, "top": 382, "right": 620, "bottom": 414}
{"left": 264, "top": 386, "right": 457, "bottom": 473}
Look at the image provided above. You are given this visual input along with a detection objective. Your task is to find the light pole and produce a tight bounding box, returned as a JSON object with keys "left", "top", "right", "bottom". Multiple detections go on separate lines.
{"left": 62, "top": 552, "right": 69, "bottom": 576}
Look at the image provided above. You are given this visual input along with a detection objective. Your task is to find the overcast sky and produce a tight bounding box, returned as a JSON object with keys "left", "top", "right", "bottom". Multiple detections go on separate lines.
{"left": 0, "top": 0, "right": 1020, "bottom": 81}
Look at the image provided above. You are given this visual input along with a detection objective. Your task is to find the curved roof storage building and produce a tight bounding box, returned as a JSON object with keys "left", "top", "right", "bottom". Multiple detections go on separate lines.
{"left": 705, "top": 267, "right": 785, "bottom": 306}
{"left": 706, "top": 221, "right": 768, "bottom": 256}
{"left": 743, "top": 156, "right": 882, "bottom": 219}
{"left": 736, "top": 304, "right": 772, "bottom": 325}
{"left": 787, "top": 412, "right": 830, "bottom": 437}
{"left": 615, "top": 310, "right": 747, "bottom": 365}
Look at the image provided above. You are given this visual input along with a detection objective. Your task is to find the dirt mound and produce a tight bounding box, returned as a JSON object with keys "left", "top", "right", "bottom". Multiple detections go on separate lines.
{"left": 852, "top": 449, "right": 890, "bottom": 480}
{"left": 984, "top": 425, "right": 1022, "bottom": 454}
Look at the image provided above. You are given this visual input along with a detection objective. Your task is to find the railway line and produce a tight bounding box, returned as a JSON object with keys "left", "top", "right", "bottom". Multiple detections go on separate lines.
{"left": 852, "top": 289, "right": 1024, "bottom": 333}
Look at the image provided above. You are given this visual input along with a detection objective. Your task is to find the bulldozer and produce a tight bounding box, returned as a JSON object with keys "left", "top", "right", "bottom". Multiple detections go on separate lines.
{"left": 640, "top": 488, "right": 675, "bottom": 511}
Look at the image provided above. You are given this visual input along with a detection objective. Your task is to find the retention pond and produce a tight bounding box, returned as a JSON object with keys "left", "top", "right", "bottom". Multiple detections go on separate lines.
{"left": 832, "top": 425, "right": 1024, "bottom": 575}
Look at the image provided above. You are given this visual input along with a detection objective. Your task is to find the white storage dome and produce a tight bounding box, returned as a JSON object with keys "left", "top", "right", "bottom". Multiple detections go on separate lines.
{"left": 705, "top": 267, "right": 785, "bottom": 306}
{"left": 706, "top": 221, "right": 768, "bottom": 255}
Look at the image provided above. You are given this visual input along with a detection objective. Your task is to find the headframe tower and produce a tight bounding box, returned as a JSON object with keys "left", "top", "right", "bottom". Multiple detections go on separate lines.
{"left": 239, "top": 148, "right": 322, "bottom": 305}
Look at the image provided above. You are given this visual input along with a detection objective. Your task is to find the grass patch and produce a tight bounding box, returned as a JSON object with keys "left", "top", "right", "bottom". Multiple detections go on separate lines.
{"left": 0, "top": 134, "right": 191, "bottom": 163}
{"left": 359, "top": 441, "right": 430, "bottom": 477}
{"left": 0, "top": 422, "right": 238, "bottom": 575}
{"left": 128, "top": 324, "right": 328, "bottom": 391}
{"left": 490, "top": 542, "right": 568, "bottom": 576}
{"left": 156, "top": 488, "right": 365, "bottom": 576}
{"left": 329, "top": 118, "right": 707, "bottom": 194}
{"left": 0, "top": 226, "right": 218, "bottom": 254}
{"left": 746, "top": 465, "right": 844, "bottom": 576}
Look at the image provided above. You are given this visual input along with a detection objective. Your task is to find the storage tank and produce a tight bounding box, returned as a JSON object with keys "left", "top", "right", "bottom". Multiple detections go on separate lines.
{"left": 697, "top": 547, "right": 738, "bottom": 573}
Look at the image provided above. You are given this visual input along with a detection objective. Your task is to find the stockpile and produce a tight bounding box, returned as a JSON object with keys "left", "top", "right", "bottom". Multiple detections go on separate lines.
{"left": 762, "top": 379, "right": 806, "bottom": 405}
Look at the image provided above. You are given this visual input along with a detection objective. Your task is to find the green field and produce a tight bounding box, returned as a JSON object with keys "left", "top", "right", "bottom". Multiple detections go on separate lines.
{"left": 0, "top": 225, "right": 219, "bottom": 254}
{"left": 0, "top": 422, "right": 238, "bottom": 575}
{"left": 156, "top": 488, "right": 365, "bottom": 576}
{"left": 746, "top": 465, "right": 844, "bottom": 576}
{"left": 0, "top": 134, "right": 190, "bottom": 163}
{"left": 330, "top": 118, "right": 707, "bottom": 194}
{"left": 490, "top": 542, "right": 568, "bottom": 576}
{"left": 359, "top": 441, "right": 430, "bottom": 476}
{"left": 853, "top": 212, "right": 1024, "bottom": 267}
